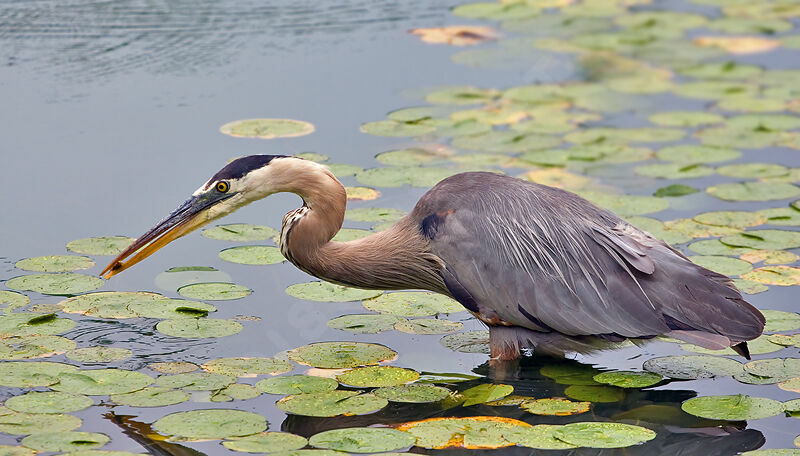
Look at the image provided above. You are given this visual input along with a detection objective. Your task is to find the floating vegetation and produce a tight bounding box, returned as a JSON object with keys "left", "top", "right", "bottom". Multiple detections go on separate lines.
{"left": 522, "top": 398, "right": 591, "bottom": 416}
{"left": 374, "top": 384, "right": 451, "bottom": 403}
{"left": 395, "top": 318, "right": 463, "bottom": 334}
{"left": 363, "top": 291, "right": 465, "bottom": 316}
{"left": 20, "top": 431, "right": 109, "bottom": 452}
{"left": 5, "top": 391, "right": 93, "bottom": 414}
{"left": 553, "top": 422, "right": 656, "bottom": 449}
{"left": 60, "top": 292, "right": 216, "bottom": 319}
{"left": 222, "top": 432, "right": 308, "bottom": 453}
{"left": 286, "top": 282, "right": 383, "bottom": 302}
{"left": 66, "top": 346, "right": 132, "bottom": 363}
{"left": 0, "top": 407, "right": 82, "bottom": 435}
{"left": 288, "top": 342, "right": 396, "bottom": 368}
{"left": 153, "top": 409, "right": 267, "bottom": 439}
{"left": 218, "top": 245, "right": 285, "bottom": 265}
{"left": 643, "top": 355, "right": 744, "bottom": 380}
{"left": 277, "top": 390, "right": 388, "bottom": 417}
{"left": 440, "top": 330, "right": 490, "bottom": 354}
{"left": 177, "top": 282, "right": 252, "bottom": 301}
{"left": 110, "top": 387, "right": 189, "bottom": 407}
{"left": 682, "top": 395, "right": 785, "bottom": 420}
{"left": 593, "top": 371, "right": 662, "bottom": 388}
{"left": 202, "top": 357, "right": 292, "bottom": 377}
{"left": 156, "top": 372, "right": 235, "bottom": 391}
{"left": 337, "top": 366, "right": 419, "bottom": 387}
{"left": 219, "top": 118, "right": 314, "bottom": 139}
{"left": 309, "top": 427, "right": 416, "bottom": 453}
{"left": 50, "top": 369, "right": 154, "bottom": 395}
{"left": 66, "top": 236, "right": 134, "bottom": 255}
{"left": 255, "top": 375, "right": 338, "bottom": 395}
{"left": 201, "top": 223, "right": 279, "bottom": 241}
{"left": 0, "top": 335, "right": 76, "bottom": 360}
{"left": 6, "top": 273, "right": 104, "bottom": 296}
{"left": 15, "top": 255, "right": 94, "bottom": 273}
{"left": 327, "top": 314, "right": 404, "bottom": 334}
{"left": 345, "top": 207, "right": 406, "bottom": 222}
{"left": 156, "top": 318, "right": 243, "bottom": 338}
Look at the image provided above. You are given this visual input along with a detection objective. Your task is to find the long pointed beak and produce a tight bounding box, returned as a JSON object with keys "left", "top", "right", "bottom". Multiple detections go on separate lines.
{"left": 100, "top": 192, "right": 234, "bottom": 279}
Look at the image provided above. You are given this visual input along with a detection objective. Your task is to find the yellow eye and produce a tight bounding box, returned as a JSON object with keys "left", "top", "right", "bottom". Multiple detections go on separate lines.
{"left": 216, "top": 181, "right": 229, "bottom": 193}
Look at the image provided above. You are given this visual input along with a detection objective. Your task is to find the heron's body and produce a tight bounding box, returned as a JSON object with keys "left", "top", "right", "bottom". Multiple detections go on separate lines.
{"left": 103, "top": 155, "right": 765, "bottom": 360}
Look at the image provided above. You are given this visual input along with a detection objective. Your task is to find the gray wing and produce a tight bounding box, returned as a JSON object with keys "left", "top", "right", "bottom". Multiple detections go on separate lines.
{"left": 413, "top": 172, "right": 764, "bottom": 348}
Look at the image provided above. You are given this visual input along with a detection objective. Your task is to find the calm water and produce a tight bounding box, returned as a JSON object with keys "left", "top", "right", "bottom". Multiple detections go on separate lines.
{"left": 1, "top": 0, "right": 799, "bottom": 454}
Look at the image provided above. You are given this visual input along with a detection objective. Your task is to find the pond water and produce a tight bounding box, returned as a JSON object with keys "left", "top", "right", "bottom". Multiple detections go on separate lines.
{"left": 1, "top": 0, "right": 800, "bottom": 454}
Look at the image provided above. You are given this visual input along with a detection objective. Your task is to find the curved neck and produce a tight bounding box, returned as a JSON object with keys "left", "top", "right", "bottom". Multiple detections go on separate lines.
{"left": 274, "top": 158, "right": 446, "bottom": 293}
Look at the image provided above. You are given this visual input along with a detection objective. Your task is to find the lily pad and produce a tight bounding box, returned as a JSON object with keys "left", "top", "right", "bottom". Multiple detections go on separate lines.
{"left": 148, "top": 362, "right": 198, "bottom": 374}
{"left": 682, "top": 335, "right": 783, "bottom": 356}
{"left": 648, "top": 111, "right": 725, "bottom": 127}
{"left": 742, "top": 266, "right": 800, "bottom": 285}
{"left": 255, "top": 375, "right": 338, "bottom": 395}
{"left": 156, "top": 372, "right": 235, "bottom": 391}
{"left": 565, "top": 385, "right": 623, "bottom": 403}
{"left": 0, "top": 313, "right": 75, "bottom": 337}
{"left": 219, "top": 246, "right": 284, "bottom": 265}
{"left": 395, "top": 319, "right": 463, "bottom": 334}
{"left": 277, "top": 390, "right": 387, "bottom": 417}
{"left": 0, "top": 361, "right": 79, "bottom": 387}
{"left": 202, "top": 357, "right": 292, "bottom": 377}
{"left": 374, "top": 384, "right": 451, "bottom": 403}
{"left": 565, "top": 127, "right": 685, "bottom": 145}
{"left": 718, "top": 163, "right": 790, "bottom": 179}
{"left": 643, "top": 355, "right": 743, "bottom": 379}
{"left": 5, "top": 391, "right": 92, "bottom": 414}
{"left": 363, "top": 292, "right": 464, "bottom": 316}
{"left": 0, "top": 335, "right": 76, "bottom": 360}
{"left": 177, "top": 282, "right": 251, "bottom": 301}
{"left": 0, "top": 446, "right": 33, "bottom": 456}
{"left": 6, "top": 274, "right": 103, "bottom": 296}
{"left": 453, "top": 2, "right": 540, "bottom": 20}
{"left": 576, "top": 191, "right": 669, "bottom": 216}
{"left": 15, "top": 255, "right": 94, "bottom": 273}
{"left": 220, "top": 119, "right": 314, "bottom": 139}
{"left": 425, "top": 86, "right": 500, "bottom": 105}
{"left": 504, "top": 425, "right": 578, "bottom": 450}
{"left": 0, "top": 407, "right": 82, "bottom": 435}
{"left": 682, "top": 395, "right": 784, "bottom": 420}
{"left": 655, "top": 145, "right": 741, "bottom": 163}
{"left": 744, "top": 358, "right": 800, "bottom": 380}
{"left": 66, "top": 236, "right": 134, "bottom": 255}
{"left": 360, "top": 120, "right": 436, "bottom": 137}
{"left": 355, "top": 166, "right": 471, "bottom": 188}
{"left": 345, "top": 207, "right": 405, "bottom": 222}
{"left": 332, "top": 228, "right": 372, "bottom": 242}
{"left": 309, "top": 427, "right": 415, "bottom": 454}
{"left": 110, "top": 387, "right": 189, "bottom": 407}
{"left": 153, "top": 409, "right": 267, "bottom": 439}
{"left": 694, "top": 211, "right": 766, "bottom": 230}
{"left": 21, "top": 431, "right": 108, "bottom": 452}
{"left": 635, "top": 163, "right": 714, "bottom": 179}
{"left": 721, "top": 230, "right": 800, "bottom": 250}
{"left": 66, "top": 347, "right": 132, "bottom": 363}
{"left": 51, "top": 369, "right": 154, "bottom": 395}
{"left": 452, "top": 131, "right": 562, "bottom": 153}
{"left": 763, "top": 310, "right": 800, "bottom": 332}
{"left": 286, "top": 282, "right": 383, "bottom": 302}
{"left": 522, "top": 398, "right": 590, "bottom": 416}
{"left": 769, "top": 335, "right": 800, "bottom": 348}
{"left": 593, "top": 371, "right": 662, "bottom": 388}
{"left": 345, "top": 186, "right": 380, "bottom": 201}
{"left": 0, "top": 291, "right": 30, "bottom": 312}
{"left": 288, "top": 342, "right": 396, "bottom": 368}
{"left": 733, "top": 279, "right": 769, "bottom": 294}
{"left": 211, "top": 383, "right": 261, "bottom": 402}
{"left": 654, "top": 184, "right": 698, "bottom": 197}
{"left": 327, "top": 314, "right": 403, "bottom": 334}
{"left": 336, "top": 366, "right": 419, "bottom": 387}
{"left": 756, "top": 208, "right": 800, "bottom": 226}
{"left": 223, "top": 432, "right": 308, "bottom": 453}
{"left": 689, "top": 255, "right": 753, "bottom": 276}
{"left": 540, "top": 364, "right": 602, "bottom": 386}
{"left": 396, "top": 416, "right": 530, "bottom": 449}
{"left": 461, "top": 383, "right": 514, "bottom": 406}
{"left": 440, "top": 330, "right": 490, "bottom": 354}
{"left": 201, "top": 224, "right": 279, "bottom": 241}
{"left": 60, "top": 291, "right": 215, "bottom": 319}
{"left": 375, "top": 147, "right": 453, "bottom": 166}
{"left": 708, "top": 182, "right": 800, "bottom": 201}
{"left": 156, "top": 318, "right": 243, "bottom": 338}
{"left": 698, "top": 127, "right": 782, "bottom": 149}
{"left": 553, "top": 422, "right": 656, "bottom": 448}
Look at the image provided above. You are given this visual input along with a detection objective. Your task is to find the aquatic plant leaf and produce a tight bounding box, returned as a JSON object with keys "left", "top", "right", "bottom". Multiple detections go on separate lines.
{"left": 223, "top": 432, "right": 308, "bottom": 453}
{"left": 211, "top": 383, "right": 261, "bottom": 402}
{"left": 521, "top": 398, "right": 590, "bottom": 415}
{"left": 778, "top": 378, "right": 800, "bottom": 393}
{"left": 288, "top": 342, "right": 396, "bottom": 368}
{"left": 688, "top": 239, "right": 754, "bottom": 256}
{"left": 374, "top": 384, "right": 451, "bottom": 403}
{"left": 698, "top": 127, "right": 782, "bottom": 149}
{"left": 6, "top": 273, "right": 103, "bottom": 296}
{"left": 649, "top": 111, "right": 725, "bottom": 127}
{"left": 156, "top": 372, "right": 235, "bottom": 391}
{"left": 375, "top": 147, "right": 454, "bottom": 166}
{"left": 201, "top": 223, "right": 279, "bottom": 241}
{"left": 110, "top": 387, "right": 189, "bottom": 407}
{"left": 707, "top": 17, "right": 793, "bottom": 34}
{"left": 309, "top": 427, "right": 415, "bottom": 453}
{"left": 763, "top": 310, "right": 800, "bottom": 332}
{"left": 0, "top": 407, "right": 81, "bottom": 435}
{"left": 345, "top": 186, "right": 380, "bottom": 201}
{"left": 218, "top": 246, "right": 284, "bottom": 265}
{"left": 256, "top": 375, "right": 338, "bottom": 395}
{"left": 654, "top": 184, "right": 698, "bottom": 197}
{"left": 655, "top": 145, "right": 741, "bottom": 164}
{"left": 733, "top": 279, "right": 769, "bottom": 294}
{"left": 395, "top": 318, "right": 463, "bottom": 334}
{"left": 635, "top": 163, "right": 714, "bottom": 179}
{"left": 756, "top": 208, "right": 800, "bottom": 226}
{"left": 709, "top": 182, "right": 800, "bottom": 201}
{"left": 60, "top": 291, "right": 215, "bottom": 319}
{"left": 363, "top": 291, "right": 465, "bottom": 316}
{"left": 722, "top": 229, "right": 800, "bottom": 250}
{"left": 593, "top": 371, "right": 662, "bottom": 388}
{"left": 66, "top": 236, "right": 134, "bottom": 255}
{"left": 21, "top": 431, "right": 108, "bottom": 452}
{"left": 0, "top": 335, "right": 76, "bottom": 360}
{"left": 360, "top": 120, "right": 436, "bottom": 137}
{"left": 678, "top": 62, "right": 763, "bottom": 80}
{"left": 286, "top": 282, "right": 383, "bottom": 302}
{"left": 625, "top": 216, "right": 692, "bottom": 245}
{"left": 51, "top": 369, "right": 154, "bottom": 395}
{"left": 327, "top": 314, "right": 403, "bottom": 334}
{"left": 688, "top": 255, "right": 753, "bottom": 276}
{"left": 410, "top": 26, "right": 498, "bottom": 46}
{"left": 220, "top": 118, "right": 314, "bottom": 138}
{"left": 0, "top": 361, "right": 78, "bottom": 387}
{"left": 66, "top": 347, "right": 132, "bottom": 363}
{"left": 0, "top": 446, "right": 33, "bottom": 456}
{"left": 202, "top": 357, "right": 292, "bottom": 377}
{"left": 576, "top": 191, "right": 669, "bottom": 216}
{"left": 15, "top": 255, "right": 94, "bottom": 273}
{"left": 769, "top": 335, "right": 800, "bottom": 348}
{"left": 148, "top": 362, "right": 198, "bottom": 374}
{"left": 277, "top": 391, "right": 387, "bottom": 417}
{"left": 440, "top": 331, "right": 490, "bottom": 354}
{"left": 355, "top": 166, "right": 475, "bottom": 188}
{"left": 460, "top": 384, "right": 513, "bottom": 407}
{"left": 694, "top": 211, "right": 766, "bottom": 230}
{"left": 504, "top": 424, "right": 578, "bottom": 450}
{"left": 344, "top": 207, "right": 405, "bottom": 222}
{"left": 452, "top": 131, "right": 562, "bottom": 153}
{"left": 565, "top": 127, "right": 685, "bottom": 144}
{"left": 553, "top": 422, "right": 656, "bottom": 448}
{"left": 682, "top": 335, "right": 783, "bottom": 356}
{"left": 153, "top": 409, "right": 267, "bottom": 439}
{"left": 452, "top": 2, "right": 540, "bottom": 20}
{"left": 682, "top": 395, "right": 784, "bottom": 420}
{"left": 0, "top": 291, "right": 30, "bottom": 312}
{"left": 695, "top": 36, "right": 780, "bottom": 54}
{"left": 0, "top": 313, "right": 75, "bottom": 337}
{"left": 742, "top": 266, "right": 800, "bottom": 285}
{"left": 643, "top": 355, "right": 744, "bottom": 379}
{"left": 326, "top": 163, "right": 364, "bottom": 178}
{"left": 396, "top": 416, "right": 531, "bottom": 449}
{"left": 156, "top": 318, "right": 242, "bottom": 338}
{"left": 177, "top": 282, "right": 251, "bottom": 300}
{"left": 718, "top": 97, "right": 786, "bottom": 113}
{"left": 332, "top": 228, "right": 372, "bottom": 242}
{"left": 744, "top": 358, "right": 800, "bottom": 380}
{"left": 336, "top": 366, "right": 418, "bottom": 387}
{"left": 718, "top": 163, "right": 790, "bottom": 179}
{"left": 5, "top": 391, "right": 92, "bottom": 414}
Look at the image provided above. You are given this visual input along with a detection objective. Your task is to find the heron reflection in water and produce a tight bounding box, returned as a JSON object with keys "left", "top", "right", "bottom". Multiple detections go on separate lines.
{"left": 102, "top": 155, "right": 765, "bottom": 360}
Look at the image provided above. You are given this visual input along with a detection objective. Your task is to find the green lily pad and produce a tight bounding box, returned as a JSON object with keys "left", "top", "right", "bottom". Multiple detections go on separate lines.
{"left": 286, "top": 282, "right": 383, "bottom": 302}
{"left": 288, "top": 342, "right": 396, "bottom": 368}
{"left": 202, "top": 357, "right": 292, "bottom": 377}
{"left": 0, "top": 313, "right": 75, "bottom": 337}
{"left": 425, "top": 86, "right": 500, "bottom": 105}
{"left": 345, "top": 186, "right": 380, "bottom": 201}
{"left": 360, "top": 120, "right": 436, "bottom": 137}
{"left": 15, "top": 256, "right": 94, "bottom": 273}
{"left": 110, "top": 387, "right": 189, "bottom": 407}
{"left": 277, "top": 390, "right": 388, "bottom": 417}
{"left": 211, "top": 383, "right": 261, "bottom": 402}
{"left": 0, "top": 361, "right": 79, "bottom": 387}
{"left": 763, "top": 310, "right": 800, "bottom": 332}
{"left": 654, "top": 184, "right": 698, "bottom": 197}
{"left": 576, "top": 191, "right": 669, "bottom": 216}
{"left": 649, "top": 111, "right": 725, "bottom": 127}
{"left": 625, "top": 216, "right": 692, "bottom": 245}
{"left": 309, "top": 427, "right": 415, "bottom": 454}
{"left": 21, "top": 431, "right": 108, "bottom": 452}
{"left": 395, "top": 319, "right": 463, "bottom": 334}
{"left": 345, "top": 207, "right": 405, "bottom": 222}
{"left": 460, "top": 383, "right": 514, "bottom": 407}
{"left": 453, "top": 2, "right": 540, "bottom": 20}
{"left": 219, "top": 246, "right": 284, "bottom": 265}
{"left": 0, "top": 407, "right": 81, "bottom": 435}
{"left": 155, "top": 318, "right": 243, "bottom": 338}
{"left": 664, "top": 219, "right": 742, "bottom": 239}
{"left": 6, "top": 274, "right": 103, "bottom": 296}
{"left": 698, "top": 127, "right": 782, "bottom": 149}
{"left": 707, "top": 17, "right": 793, "bottom": 33}
{"left": 440, "top": 330, "right": 490, "bottom": 354}
{"left": 332, "top": 228, "right": 372, "bottom": 242}
{"left": 565, "top": 385, "right": 624, "bottom": 403}
{"left": 0, "top": 335, "right": 76, "bottom": 360}
{"left": 674, "top": 81, "right": 759, "bottom": 100}
{"left": 336, "top": 366, "right": 419, "bottom": 387}
{"left": 375, "top": 148, "right": 452, "bottom": 166}
{"left": 768, "top": 334, "right": 800, "bottom": 348}
{"left": 689, "top": 255, "right": 753, "bottom": 276}
{"left": 722, "top": 229, "right": 800, "bottom": 250}
{"left": 655, "top": 145, "right": 741, "bottom": 163}
{"left": 59, "top": 291, "right": 215, "bottom": 319}
{"left": 643, "top": 355, "right": 744, "bottom": 379}
{"left": 682, "top": 335, "right": 783, "bottom": 356}
{"left": 327, "top": 163, "right": 364, "bottom": 178}
{"left": 742, "top": 265, "right": 800, "bottom": 285}
{"left": 148, "top": 361, "right": 198, "bottom": 374}
{"left": 504, "top": 424, "right": 578, "bottom": 450}
{"left": 717, "top": 97, "right": 786, "bottom": 113}
{"left": 688, "top": 239, "right": 754, "bottom": 256}
{"left": 153, "top": 409, "right": 267, "bottom": 439}
{"left": 521, "top": 398, "right": 591, "bottom": 416}
{"left": 756, "top": 208, "right": 800, "bottom": 226}
{"left": 0, "top": 290, "right": 30, "bottom": 312}
{"left": 519, "top": 145, "right": 652, "bottom": 166}
{"left": 201, "top": 224, "right": 279, "bottom": 241}
{"left": 387, "top": 106, "right": 453, "bottom": 122}
{"left": 744, "top": 358, "right": 800, "bottom": 381}
{"left": 355, "top": 166, "right": 472, "bottom": 188}
{"left": 678, "top": 62, "right": 763, "bottom": 80}
{"left": 66, "top": 347, "right": 132, "bottom": 363}
{"left": 327, "top": 314, "right": 403, "bottom": 334}
{"left": 66, "top": 236, "right": 134, "bottom": 255}
{"left": 682, "top": 395, "right": 784, "bottom": 420}
{"left": 694, "top": 211, "right": 767, "bottom": 230}
{"left": 223, "top": 432, "right": 308, "bottom": 453}
{"left": 733, "top": 279, "right": 769, "bottom": 294}
{"left": 553, "top": 422, "right": 656, "bottom": 448}
{"left": 593, "top": 371, "right": 662, "bottom": 388}
{"left": 5, "top": 391, "right": 92, "bottom": 414}
{"left": 635, "top": 163, "right": 714, "bottom": 179}
{"left": 452, "top": 131, "right": 562, "bottom": 153}
{"left": 778, "top": 378, "right": 800, "bottom": 393}
{"left": 540, "top": 364, "right": 602, "bottom": 385}
{"left": 718, "top": 163, "right": 790, "bottom": 179}
{"left": 373, "top": 384, "right": 451, "bottom": 403}
{"left": 51, "top": 369, "right": 154, "bottom": 395}
{"left": 565, "top": 127, "right": 685, "bottom": 145}
{"left": 255, "top": 375, "right": 338, "bottom": 395}
{"left": 709, "top": 182, "right": 800, "bottom": 201}
{"left": 156, "top": 372, "right": 235, "bottom": 391}
{"left": 363, "top": 292, "right": 464, "bottom": 316}
{"left": 0, "top": 446, "right": 33, "bottom": 456}
{"left": 727, "top": 114, "right": 800, "bottom": 131}
{"left": 220, "top": 119, "right": 314, "bottom": 139}
{"left": 177, "top": 282, "right": 251, "bottom": 301}
{"left": 295, "top": 152, "right": 328, "bottom": 162}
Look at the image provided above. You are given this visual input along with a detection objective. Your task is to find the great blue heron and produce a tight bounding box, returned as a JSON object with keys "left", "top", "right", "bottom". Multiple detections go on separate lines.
{"left": 102, "top": 155, "right": 765, "bottom": 360}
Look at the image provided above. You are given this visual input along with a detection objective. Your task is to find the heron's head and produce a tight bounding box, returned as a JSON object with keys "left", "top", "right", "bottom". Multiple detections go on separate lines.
{"left": 101, "top": 154, "right": 296, "bottom": 279}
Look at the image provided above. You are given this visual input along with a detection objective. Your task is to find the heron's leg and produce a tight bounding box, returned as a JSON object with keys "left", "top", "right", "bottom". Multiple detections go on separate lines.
{"left": 489, "top": 326, "right": 523, "bottom": 361}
